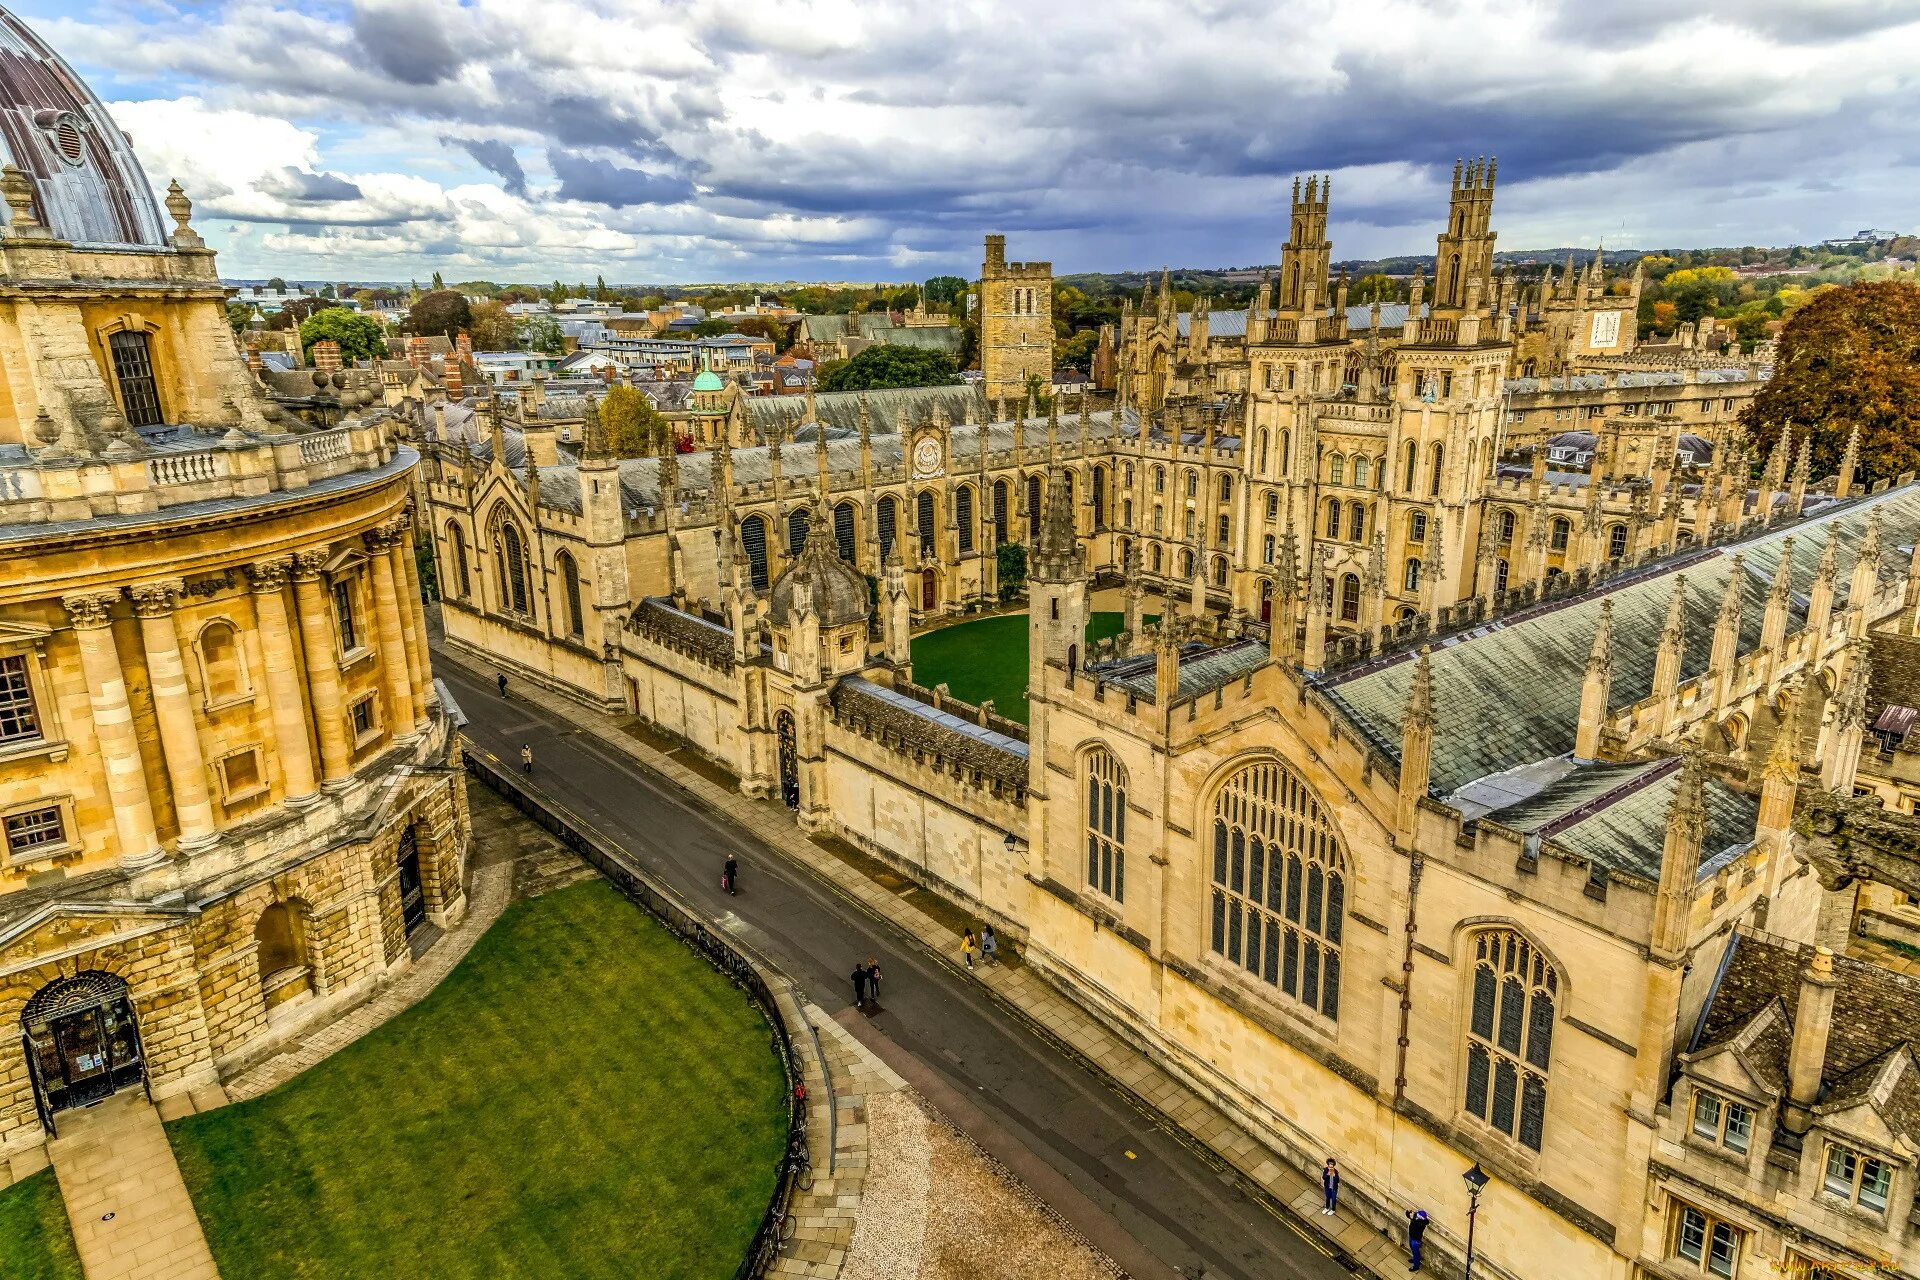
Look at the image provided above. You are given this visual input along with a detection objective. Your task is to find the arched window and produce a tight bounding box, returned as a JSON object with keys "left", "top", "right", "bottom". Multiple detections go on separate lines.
{"left": 917, "top": 490, "right": 937, "bottom": 558}
{"left": 1402, "top": 440, "right": 1418, "bottom": 493}
{"left": 1495, "top": 557, "right": 1510, "bottom": 592}
{"left": 740, "top": 514, "right": 770, "bottom": 590}
{"left": 1264, "top": 490, "right": 1279, "bottom": 521}
{"left": 496, "top": 519, "right": 530, "bottom": 614}
{"left": 1550, "top": 518, "right": 1571, "bottom": 552}
{"left": 1608, "top": 524, "right": 1628, "bottom": 559}
{"left": 255, "top": 901, "right": 312, "bottom": 1006}
{"left": 1405, "top": 558, "right": 1423, "bottom": 592}
{"left": 1257, "top": 429, "right": 1270, "bottom": 471}
{"left": 1213, "top": 555, "right": 1228, "bottom": 587}
{"left": 1027, "top": 474, "right": 1043, "bottom": 540}
{"left": 1498, "top": 510, "right": 1516, "bottom": 545}
{"left": 877, "top": 497, "right": 898, "bottom": 559}
{"left": 1279, "top": 429, "right": 1292, "bottom": 475}
{"left": 1185, "top": 470, "right": 1198, "bottom": 499}
{"left": 1464, "top": 929, "right": 1557, "bottom": 1152}
{"left": 992, "top": 481, "right": 1009, "bottom": 546}
{"left": 1408, "top": 510, "right": 1428, "bottom": 545}
{"left": 788, "top": 506, "right": 810, "bottom": 556}
{"left": 1325, "top": 500, "right": 1341, "bottom": 539}
{"left": 555, "top": 551, "right": 585, "bottom": 639}
{"left": 1085, "top": 749, "right": 1126, "bottom": 901}
{"left": 1208, "top": 760, "right": 1345, "bottom": 1018}
{"left": 1263, "top": 533, "right": 1276, "bottom": 565}
{"left": 1091, "top": 465, "right": 1108, "bottom": 528}
{"left": 1353, "top": 456, "right": 1370, "bottom": 489}
{"left": 197, "top": 621, "right": 248, "bottom": 706}
{"left": 1349, "top": 504, "right": 1368, "bottom": 543}
{"left": 1329, "top": 455, "right": 1345, "bottom": 485}
{"left": 1153, "top": 465, "right": 1166, "bottom": 494}
{"left": 1340, "top": 574, "right": 1360, "bottom": 622}
{"left": 1151, "top": 543, "right": 1163, "bottom": 573}
{"left": 447, "top": 524, "right": 471, "bottom": 598}
{"left": 833, "top": 501, "right": 857, "bottom": 560}
{"left": 1180, "top": 548, "right": 1194, "bottom": 579}
{"left": 1183, "top": 510, "right": 1195, "bottom": 539}
{"left": 1430, "top": 442, "right": 1445, "bottom": 496}
{"left": 955, "top": 486, "right": 975, "bottom": 554}
{"left": 1218, "top": 474, "right": 1233, "bottom": 503}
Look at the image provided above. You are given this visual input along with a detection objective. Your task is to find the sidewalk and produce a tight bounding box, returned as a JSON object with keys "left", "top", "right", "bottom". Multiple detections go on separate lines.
{"left": 437, "top": 644, "right": 1403, "bottom": 1279}
{"left": 47, "top": 1092, "right": 220, "bottom": 1280}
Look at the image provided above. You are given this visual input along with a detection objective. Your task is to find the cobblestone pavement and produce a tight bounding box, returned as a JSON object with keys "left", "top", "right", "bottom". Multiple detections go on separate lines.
{"left": 47, "top": 1091, "right": 219, "bottom": 1280}
{"left": 439, "top": 648, "right": 1377, "bottom": 1280}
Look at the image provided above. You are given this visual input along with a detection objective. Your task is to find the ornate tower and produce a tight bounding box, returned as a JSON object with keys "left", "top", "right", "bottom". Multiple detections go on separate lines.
{"left": 979, "top": 233, "right": 1054, "bottom": 403}
{"left": 1432, "top": 158, "right": 1497, "bottom": 314}
{"left": 1028, "top": 467, "right": 1089, "bottom": 682}
{"left": 1275, "top": 175, "right": 1332, "bottom": 317}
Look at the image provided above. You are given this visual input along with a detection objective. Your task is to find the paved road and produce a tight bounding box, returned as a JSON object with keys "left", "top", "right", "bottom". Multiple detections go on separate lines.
{"left": 443, "top": 663, "right": 1354, "bottom": 1280}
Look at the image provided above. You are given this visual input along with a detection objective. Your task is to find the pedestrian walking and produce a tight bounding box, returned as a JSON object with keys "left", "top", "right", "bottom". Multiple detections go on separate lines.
{"left": 497, "top": 673, "right": 508, "bottom": 698}
{"left": 865, "top": 957, "right": 882, "bottom": 1003}
{"left": 981, "top": 924, "right": 999, "bottom": 965}
{"left": 520, "top": 744, "right": 534, "bottom": 775}
{"left": 962, "top": 928, "right": 978, "bottom": 968}
{"left": 851, "top": 962, "right": 869, "bottom": 1007}
{"left": 723, "top": 854, "right": 739, "bottom": 895}
{"left": 1406, "top": 1209, "right": 1428, "bottom": 1271}
{"left": 1321, "top": 1158, "right": 1340, "bottom": 1215}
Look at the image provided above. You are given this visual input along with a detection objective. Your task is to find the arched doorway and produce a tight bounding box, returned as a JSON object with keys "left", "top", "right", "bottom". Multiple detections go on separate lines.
{"left": 921, "top": 569, "right": 937, "bottom": 610}
{"left": 775, "top": 710, "right": 799, "bottom": 809}
{"left": 22, "top": 971, "right": 145, "bottom": 1119}
{"left": 396, "top": 827, "right": 427, "bottom": 938}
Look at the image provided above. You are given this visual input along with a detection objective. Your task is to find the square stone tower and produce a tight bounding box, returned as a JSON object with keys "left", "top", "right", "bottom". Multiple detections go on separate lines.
{"left": 979, "top": 233, "right": 1053, "bottom": 402}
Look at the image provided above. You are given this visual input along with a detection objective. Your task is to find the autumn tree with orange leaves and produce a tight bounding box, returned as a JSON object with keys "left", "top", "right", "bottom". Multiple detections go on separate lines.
{"left": 1739, "top": 280, "right": 1920, "bottom": 486}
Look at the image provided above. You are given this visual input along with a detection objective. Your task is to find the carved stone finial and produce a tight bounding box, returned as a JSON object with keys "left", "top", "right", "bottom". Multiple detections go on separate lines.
{"left": 165, "top": 180, "right": 194, "bottom": 234}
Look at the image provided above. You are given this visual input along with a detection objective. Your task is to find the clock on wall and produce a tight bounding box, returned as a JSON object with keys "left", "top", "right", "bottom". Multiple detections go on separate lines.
{"left": 912, "top": 434, "right": 944, "bottom": 479}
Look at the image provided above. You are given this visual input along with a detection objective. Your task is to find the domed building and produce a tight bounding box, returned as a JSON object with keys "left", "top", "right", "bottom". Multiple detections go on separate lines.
{"left": 0, "top": 9, "right": 466, "bottom": 1153}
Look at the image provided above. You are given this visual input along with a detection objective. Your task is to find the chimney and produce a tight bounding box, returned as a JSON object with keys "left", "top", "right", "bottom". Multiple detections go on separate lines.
{"left": 455, "top": 329, "right": 474, "bottom": 362}
{"left": 406, "top": 335, "right": 429, "bottom": 368}
{"left": 444, "top": 360, "right": 463, "bottom": 401}
{"left": 244, "top": 342, "right": 263, "bottom": 374}
{"left": 313, "top": 339, "right": 342, "bottom": 374}
{"left": 1785, "top": 945, "right": 1838, "bottom": 1131}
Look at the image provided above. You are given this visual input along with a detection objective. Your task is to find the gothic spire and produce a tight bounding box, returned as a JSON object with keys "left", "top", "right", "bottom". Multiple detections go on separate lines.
{"left": 1030, "top": 468, "right": 1084, "bottom": 582}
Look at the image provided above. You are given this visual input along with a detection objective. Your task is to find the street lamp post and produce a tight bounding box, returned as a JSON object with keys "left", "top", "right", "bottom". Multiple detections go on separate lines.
{"left": 1462, "top": 1162, "right": 1489, "bottom": 1280}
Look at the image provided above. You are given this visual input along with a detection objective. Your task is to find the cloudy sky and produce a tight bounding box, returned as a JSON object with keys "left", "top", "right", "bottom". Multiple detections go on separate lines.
{"left": 33, "top": 0, "right": 1920, "bottom": 283}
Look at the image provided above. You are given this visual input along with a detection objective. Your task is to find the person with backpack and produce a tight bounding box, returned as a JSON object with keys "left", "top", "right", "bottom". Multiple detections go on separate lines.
{"left": 980, "top": 924, "right": 999, "bottom": 966}
{"left": 1406, "top": 1209, "right": 1429, "bottom": 1271}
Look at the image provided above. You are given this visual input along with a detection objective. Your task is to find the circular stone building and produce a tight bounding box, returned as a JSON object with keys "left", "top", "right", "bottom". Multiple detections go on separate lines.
{"left": 0, "top": 9, "right": 466, "bottom": 1152}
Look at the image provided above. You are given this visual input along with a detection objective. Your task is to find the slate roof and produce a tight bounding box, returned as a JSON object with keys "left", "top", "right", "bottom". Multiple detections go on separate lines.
{"left": 744, "top": 384, "right": 983, "bottom": 437}
{"left": 1173, "top": 303, "right": 1423, "bottom": 339}
{"left": 830, "top": 677, "right": 1028, "bottom": 790}
{"left": 1092, "top": 638, "right": 1269, "bottom": 703}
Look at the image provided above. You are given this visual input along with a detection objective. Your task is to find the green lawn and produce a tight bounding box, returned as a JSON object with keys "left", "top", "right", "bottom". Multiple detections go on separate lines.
{"left": 0, "top": 1169, "right": 83, "bottom": 1280}
{"left": 168, "top": 880, "right": 788, "bottom": 1280}
{"left": 911, "top": 611, "right": 1147, "bottom": 724}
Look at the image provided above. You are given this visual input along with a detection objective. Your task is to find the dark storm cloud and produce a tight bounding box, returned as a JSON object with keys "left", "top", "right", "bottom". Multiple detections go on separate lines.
{"left": 351, "top": 0, "right": 463, "bottom": 86}
{"left": 255, "top": 167, "right": 363, "bottom": 201}
{"left": 548, "top": 149, "right": 692, "bottom": 207}
{"left": 441, "top": 136, "right": 526, "bottom": 196}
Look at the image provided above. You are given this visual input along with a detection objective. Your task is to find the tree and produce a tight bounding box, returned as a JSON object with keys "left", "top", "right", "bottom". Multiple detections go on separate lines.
{"left": 430, "top": 270, "right": 446, "bottom": 290}
{"left": 594, "top": 274, "right": 609, "bottom": 300}
{"left": 226, "top": 303, "right": 255, "bottom": 335}
{"left": 1351, "top": 273, "right": 1397, "bottom": 304}
{"left": 266, "top": 276, "right": 287, "bottom": 293}
{"left": 600, "top": 385, "right": 667, "bottom": 458}
{"left": 818, "top": 344, "right": 961, "bottom": 392}
{"left": 408, "top": 289, "right": 472, "bottom": 339}
{"left": 516, "top": 315, "right": 566, "bottom": 354}
{"left": 923, "top": 275, "right": 968, "bottom": 306}
{"left": 1738, "top": 280, "right": 1920, "bottom": 485}
{"left": 298, "top": 307, "right": 387, "bottom": 363}
{"left": 468, "top": 299, "right": 517, "bottom": 351}
{"left": 996, "top": 543, "right": 1027, "bottom": 602}
{"left": 1055, "top": 329, "right": 1098, "bottom": 370}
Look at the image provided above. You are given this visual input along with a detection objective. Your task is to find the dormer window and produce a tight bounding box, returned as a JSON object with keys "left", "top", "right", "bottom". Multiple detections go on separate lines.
{"left": 108, "top": 331, "right": 165, "bottom": 427}
{"left": 43, "top": 110, "right": 86, "bottom": 167}
{"left": 1689, "top": 1090, "right": 1753, "bottom": 1155}
{"left": 1823, "top": 1142, "right": 1892, "bottom": 1214}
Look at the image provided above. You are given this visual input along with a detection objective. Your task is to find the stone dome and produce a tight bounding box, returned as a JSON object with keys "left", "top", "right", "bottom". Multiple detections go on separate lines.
{"left": 691, "top": 369, "right": 725, "bottom": 392}
{"left": 766, "top": 511, "right": 870, "bottom": 629}
{"left": 0, "top": 9, "right": 167, "bottom": 247}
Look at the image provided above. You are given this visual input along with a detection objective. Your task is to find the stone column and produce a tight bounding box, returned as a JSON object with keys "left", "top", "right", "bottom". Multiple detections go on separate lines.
{"left": 391, "top": 515, "right": 432, "bottom": 724}
{"left": 62, "top": 592, "right": 163, "bottom": 870}
{"left": 246, "top": 558, "right": 319, "bottom": 805}
{"left": 366, "top": 525, "right": 420, "bottom": 739}
{"left": 128, "top": 580, "right": 219, "bottom": 850}
{"left": 291, "top": 548, "right": 353, "bottom": 785}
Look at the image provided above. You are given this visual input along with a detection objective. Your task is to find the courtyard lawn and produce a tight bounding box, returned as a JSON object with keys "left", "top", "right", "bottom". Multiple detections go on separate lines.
{"left": 168, "top": 879, "right": 788, "bottom": 1280}
{"left": 911, "top": 611, "right": 1140, "bottom": 724}
{"left": 0, "top": 1169, "right": 83, "bottom": 1280}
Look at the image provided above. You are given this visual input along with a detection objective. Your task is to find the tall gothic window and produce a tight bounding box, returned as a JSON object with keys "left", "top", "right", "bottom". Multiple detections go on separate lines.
{"left": 108, "top": 330, "right": 165, "bottom": 427}
{"left": 1608, "top": 524, "right": 1628, "bottom": 559}
{"left": 1464, "top": 929, "right": 1556, "bottom": 1152}
{"left": 447, "top": 524, "right": 471, "bottom": 598}
{"left": 556, "top": 550, "right": 584, "bottom": 639}
{"left": 1404, "top": 558, "right": 1422, "bottom": 593}
{"left": 992, "top": 481, "right": 1010, "bottom": 546}
{"left": 1340, "top": 574, "right": 1361, "bottom": 622}
{"left": 1091, "top": 466, "right": 1107, "bottom": 528}
{"left": 1026, "top": 474, "right": 1043, "bottom": 540}
{"left": 876, "top": 497, "right": 898, "bottom": 559}
{"left": 833, "top": 501, "right": 857, "bottom": 561}
{"left": 498, "top": 521, "right": 529, "bottom": 614}
{"left": 1209, "top": 760, "right": 1345, "bottom": 1019}
{"left": 1085, "top": 749, "right": 1126, "bottom": 901}
{"left": 955, "top": 486, "right": 975, "bottom": 554}
{"left": 740, "top": 515, "right": 769, "bottom": 590}
{"left": 788, "top": 506, "right": 810, "bottom": 556}
{"left": 917, "top": 490, "right": 937, "bottom": 558}
{"left": 1550, "top": 518, "right": 1571, "bottom": 552}
{"left": 1498, "top": 510, "right": 1516, "bottom": 545}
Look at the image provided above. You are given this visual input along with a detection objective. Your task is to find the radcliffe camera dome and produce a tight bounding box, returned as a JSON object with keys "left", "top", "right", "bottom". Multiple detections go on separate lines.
{"left": 0, "top": 7, "right": 167, "bottom": 246}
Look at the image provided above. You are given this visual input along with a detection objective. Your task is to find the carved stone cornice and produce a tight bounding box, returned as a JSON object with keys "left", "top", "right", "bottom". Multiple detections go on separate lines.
{"left": 363, "top": 526, "right": 402, "bottom": 554}
{"left": 246, "top": 558, "right": 293, "bottom": 594}
{"left": 60, "top": 591, "right": 120, "bottom": 630}
{"left": 290, "top": 548, "right": 332, "bottom": 580}
{"left": 127, "top": 580, "right": 184, "bottom": 620}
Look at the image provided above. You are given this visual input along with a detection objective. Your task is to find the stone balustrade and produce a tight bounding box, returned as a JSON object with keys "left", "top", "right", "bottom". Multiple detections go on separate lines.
{"left": 0, "top": 416, "right": 399, "bottom": 530}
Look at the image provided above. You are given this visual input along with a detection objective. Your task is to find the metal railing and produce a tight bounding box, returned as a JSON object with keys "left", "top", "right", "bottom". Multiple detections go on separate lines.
{"left": 463, "top": 743, "right": 811, "bottom": 1277}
